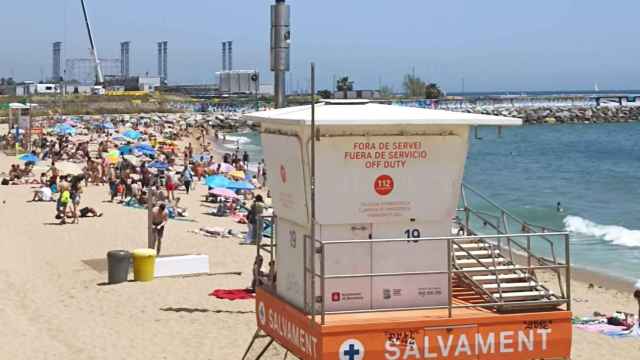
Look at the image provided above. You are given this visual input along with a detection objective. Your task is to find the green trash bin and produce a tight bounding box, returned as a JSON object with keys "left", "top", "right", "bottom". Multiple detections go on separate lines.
{"left": 107, "top": 250, "right": 131, "bottom": 284}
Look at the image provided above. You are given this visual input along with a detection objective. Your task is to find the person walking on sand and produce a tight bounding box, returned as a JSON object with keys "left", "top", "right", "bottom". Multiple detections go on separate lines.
{"left": 150, "top": 203, "right": 169, "bottom": 255}
{"left": 181, "top": 166, "right": 193, "bottom": 195}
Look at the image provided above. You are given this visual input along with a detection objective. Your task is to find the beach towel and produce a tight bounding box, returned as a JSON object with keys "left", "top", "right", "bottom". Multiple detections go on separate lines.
{"left": 209, "top": 289, "right": 254, "bottom": 301}
{"left": 605, "top": 323, "right": 640, "bottom": 338}
{"left": 575, "top": 323, "right": 626, "bottom": 334}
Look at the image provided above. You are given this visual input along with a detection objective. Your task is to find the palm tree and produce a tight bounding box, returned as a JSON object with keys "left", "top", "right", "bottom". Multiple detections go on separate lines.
{"left": 336, "top": 76, "right": 353, "bottom": 99}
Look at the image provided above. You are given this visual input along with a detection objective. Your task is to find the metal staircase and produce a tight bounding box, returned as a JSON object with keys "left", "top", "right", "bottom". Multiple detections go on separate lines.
{"left": 452, "top": 184, "right": 569, "bottom": 312}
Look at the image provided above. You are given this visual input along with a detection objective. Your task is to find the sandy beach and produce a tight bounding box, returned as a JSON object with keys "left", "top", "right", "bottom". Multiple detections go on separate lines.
{"left": 0, "top": 139, "right": 639, "bottom": 359}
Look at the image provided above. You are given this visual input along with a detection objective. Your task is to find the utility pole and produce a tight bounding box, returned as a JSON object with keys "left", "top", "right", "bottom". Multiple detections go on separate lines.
{"left": 271, "top": 0, "right": 290, "bottom": 108}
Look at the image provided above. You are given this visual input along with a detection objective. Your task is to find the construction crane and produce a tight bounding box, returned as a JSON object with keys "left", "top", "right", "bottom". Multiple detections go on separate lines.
{"left": 79, "top": 0, "right": 105, "bottom": 95}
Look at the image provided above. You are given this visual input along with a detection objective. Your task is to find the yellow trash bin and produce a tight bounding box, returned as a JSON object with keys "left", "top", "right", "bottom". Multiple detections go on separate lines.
{"left": 132, "top": 248, "right": 156, "bottom": 282}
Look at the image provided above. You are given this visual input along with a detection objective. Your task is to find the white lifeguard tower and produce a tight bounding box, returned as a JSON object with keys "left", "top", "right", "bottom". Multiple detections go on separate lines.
{"left": 242, "top": 100, "right": 572, "bottom": 360}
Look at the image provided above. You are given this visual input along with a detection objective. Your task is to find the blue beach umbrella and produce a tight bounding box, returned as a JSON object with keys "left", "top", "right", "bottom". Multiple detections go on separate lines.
{"left": 123, "top": 129, "right": 141, "bottom": 140}
{"left": 227, "top": 180, "right": 255, "bottom": 191}
{"left": 133, "top": 143, "right": 156, "bottom": 156}
{"left": 118, "top": 145, "right": 133, "bottom": 155}
{"left": 54, "top": 124, "right": 76, "bottom": 136}
{"left": 204, "top": 175, "right": 232, "bottom": 188}
{"left": 18, "top": 153, "right": 38, "bottom": 163}
{"left": 147, "top": 160, "right": 169, "bottom": 170}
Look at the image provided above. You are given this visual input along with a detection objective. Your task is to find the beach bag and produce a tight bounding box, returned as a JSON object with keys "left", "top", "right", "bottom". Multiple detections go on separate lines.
{"left": 1, "top": 178, "right": 9, "bottom": 186}
{"left": 116, "top": 183, "right": 124, "bottom": 194}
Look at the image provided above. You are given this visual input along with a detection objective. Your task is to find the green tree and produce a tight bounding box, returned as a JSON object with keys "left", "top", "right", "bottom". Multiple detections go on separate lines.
{"left": 317, "top": 89, "right": 332, "bottom": 99}
{"left": 336, "top": 76, "right": 353, "bottom": 99}
{"left": 424, "top": 83, "right": 443, "bottom": 99}
{"left": 402, "top": 74, "right": 426, "bottom": 97}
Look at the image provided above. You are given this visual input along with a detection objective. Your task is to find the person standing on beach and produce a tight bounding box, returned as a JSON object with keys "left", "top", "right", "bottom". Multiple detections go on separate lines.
{"left": 242, "top": 151, "right": 250, "bottom": 167}
{"left": 243, "top": 195, "right": 265, "bottom": 245}
{"left": 150, "top": 203, "right": 168, "bottom": 255}
{"left": 69, "top": 175, "right": 84, "bottom": 224}
{"left": 181, "top": 167, "right": 193, "bottom": 195}
{"left": 58, "top": 183, "right": 71, "bottom": 225}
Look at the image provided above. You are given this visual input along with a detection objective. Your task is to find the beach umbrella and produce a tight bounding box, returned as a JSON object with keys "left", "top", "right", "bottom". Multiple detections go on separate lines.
{"left": 147, "top": 160, "right": 169, "bottom": 170}
{"left": 118, "top": 145, "right": 133, "bottom": 155}
{"left": 103, "top": 150, "right": 120, "bottom": 164}
{"left": 204, "top": 175, "right": 232, "bottom": 188}
{"left": 123, "top": 129, "right": 142, "bottom": 140}
{"left": 227, "top": 180, "right": 255, "bottom": 191}
{"left": 54, "top": 124, "right": 76, "bottom": 136}
{"left": 133, "top": 143, "right": 156, "bottom": 156}
{"left": 18, "top": 153, "right": 38, "bottom": 163}
{"left": 209, "top": 188, "right": 238, "bottom": 199}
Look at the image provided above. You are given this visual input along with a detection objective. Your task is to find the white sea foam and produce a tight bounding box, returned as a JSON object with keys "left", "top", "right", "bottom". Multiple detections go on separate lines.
{"left": 224, "top": 135, "right": 251, "bottom": 144}
{"left": 563, "top": 215, "right": 640, "bottom": 248}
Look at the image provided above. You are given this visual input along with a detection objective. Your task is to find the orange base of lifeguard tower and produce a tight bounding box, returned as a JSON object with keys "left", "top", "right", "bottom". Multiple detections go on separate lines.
{"left": 248, "top": 288, "right": 571, "bottom": 360}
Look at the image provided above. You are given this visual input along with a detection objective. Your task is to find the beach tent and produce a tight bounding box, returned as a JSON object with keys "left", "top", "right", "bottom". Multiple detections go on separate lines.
{"left": 204, "top": 175, "right": 233, "bottom": 188}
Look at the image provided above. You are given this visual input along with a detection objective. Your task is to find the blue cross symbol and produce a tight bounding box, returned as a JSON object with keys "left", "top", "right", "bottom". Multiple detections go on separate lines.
{"left": 343, "top": 344, "right": 360, "bottom": 360}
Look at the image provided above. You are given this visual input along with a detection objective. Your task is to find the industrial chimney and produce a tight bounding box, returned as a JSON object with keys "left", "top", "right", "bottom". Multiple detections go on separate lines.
{"left": 120, "top": 41, "right": 130, "bottom": 78}
{"left": 222, "top": 42, "right": 227, "bottom": 71}
{"left": 52, "top": 42, "right": 62, "bottom": 82}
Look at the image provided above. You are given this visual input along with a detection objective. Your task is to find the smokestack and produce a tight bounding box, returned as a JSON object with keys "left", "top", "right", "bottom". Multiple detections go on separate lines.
{"left": 271, "top": 0, "right": 290, "bottom": 108}
{"left": 222, "top": 42, "right": 227, "bottom": 71}
{"left": 162, "top": 41, "right": 168, "bottom": 85}
{"left": 227, "top": 41, "right": 233, "bottom": 71}
{"left": 157, "top": 42, "right": 163, "bottom": 79}
{"left": 52, "top": 42, "right": 62, "bottom": 82}
{"left": 120, "top": 41, "right": 130, "bottom": 78}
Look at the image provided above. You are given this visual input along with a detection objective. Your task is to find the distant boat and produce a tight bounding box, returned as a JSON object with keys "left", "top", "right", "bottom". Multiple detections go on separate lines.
{"left": 594, "top": 83, "right": 600, "bottom": 92}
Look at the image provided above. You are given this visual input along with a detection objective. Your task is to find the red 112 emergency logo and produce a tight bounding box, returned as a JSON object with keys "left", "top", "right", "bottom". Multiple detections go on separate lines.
{"left": 374, "top": 174, "right": 394, "bottom": 196}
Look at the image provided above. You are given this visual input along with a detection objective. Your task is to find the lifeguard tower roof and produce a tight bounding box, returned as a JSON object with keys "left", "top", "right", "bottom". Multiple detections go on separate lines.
{"left": 245, "top": 99, "right": 522, "bottom": 126}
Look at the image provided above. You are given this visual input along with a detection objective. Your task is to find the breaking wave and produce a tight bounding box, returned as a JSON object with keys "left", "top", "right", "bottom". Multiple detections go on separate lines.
{"left": 563, "top": 215, "right": 640, "bottom": 248}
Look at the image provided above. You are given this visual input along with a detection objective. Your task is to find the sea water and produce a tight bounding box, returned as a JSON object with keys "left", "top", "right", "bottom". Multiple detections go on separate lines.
{"left": 225, "top": 123, "right": 640, "bottom": 281}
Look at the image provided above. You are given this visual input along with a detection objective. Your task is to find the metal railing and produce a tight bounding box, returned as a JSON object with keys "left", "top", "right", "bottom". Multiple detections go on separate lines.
{"left": 300, "top": 232, "right": 570, "bottom": 325}
{"left": 459, "top": 183, "right": 568, "bottom": 298}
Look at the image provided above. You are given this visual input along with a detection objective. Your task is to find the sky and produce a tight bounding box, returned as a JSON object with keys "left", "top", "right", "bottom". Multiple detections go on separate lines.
{"left": 1, "top": 0, "right": 640, "bottom": 92}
